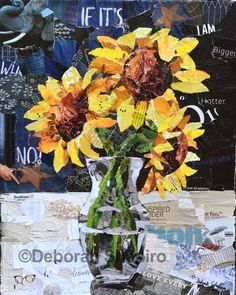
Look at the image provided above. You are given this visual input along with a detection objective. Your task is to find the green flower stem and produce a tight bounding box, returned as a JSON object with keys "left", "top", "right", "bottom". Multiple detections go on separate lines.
{"left": 87, "top": 157, "right": 138, "bottom": 258}
{"left": 114, "top": 158, "right": 138, "bottom": 254}
{"left": 87, "top": 157, "right": 121, "bottom": 253}
{"left": 109, "top": 158, "right": 138, "bottom": 267}
{"left": 107, "top": 159, "right": 128, "bottom": 267}
{"left": 87, "top": 158, "right": 120, "bottom": 229}
{"left": 108, "top": 215, "right": 119, "bottom": 267}
{"left": 96, "top": 129, "right": 115, "bottom": 156}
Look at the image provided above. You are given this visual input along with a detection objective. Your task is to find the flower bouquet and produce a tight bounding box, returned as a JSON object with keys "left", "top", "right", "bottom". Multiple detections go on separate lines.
{"left": 24, "top": 28, "right": 209, "bottom": 291}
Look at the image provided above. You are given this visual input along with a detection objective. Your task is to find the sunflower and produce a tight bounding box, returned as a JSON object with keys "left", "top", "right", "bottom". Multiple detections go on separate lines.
{"left": 142, "top": 91, "right": 204, "bottom": 198}
{"left": 87, "top": 28, "right": 210, "bottom": 131}
{"left": 24, "top": 67, "right": 116, "bottom": 172}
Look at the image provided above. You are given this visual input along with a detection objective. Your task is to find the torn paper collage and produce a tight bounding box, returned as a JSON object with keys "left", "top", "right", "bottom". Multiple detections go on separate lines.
{"left": 0, "top": 1, "right": 235, "bottom": 295}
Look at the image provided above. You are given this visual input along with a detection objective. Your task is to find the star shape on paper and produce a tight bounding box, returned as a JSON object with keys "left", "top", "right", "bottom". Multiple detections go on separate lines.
{"left": 19, "top": 164, "right": 53, "bottom": 191}
{"left": 154, "top": 2, "right": 187, "bottom": 28}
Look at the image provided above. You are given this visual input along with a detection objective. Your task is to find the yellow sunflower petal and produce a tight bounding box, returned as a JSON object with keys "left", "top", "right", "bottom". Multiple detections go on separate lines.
{"left": 176, "top": 37, "right": 199, "bottom": 56}
{"left": 46, "top": 78, "right": 62, "bottom": 98}
{"left": 90, "top": 57, "right": 123, "bottom": 74}
{"left": 88, "top": 92, "right": 117, "bottom": 116}
{"left": 82, "top": 68, "right": 97, "bottom": 89}
{"left": 183, "top": 129, "right": 205, "bottom": 139}
{"left": 175, "top": 169, "right": 187, "bottom": 187}
{"left": 169, "top": 173, "right": 182, "bottom": 192}
{"left": 157, "top": 115, "right": 171, "bottom": 133}
{"left": 153, "top": 142, "right": 174, "bottom": 154}
{"left": 158, "top": 106, "right": 186, "bottom": 133}
{"left": 167, "top": 99, "right": 178, "bottom": 113}
{"left": 117, "top": 99, "right": 135, "bottom": 132}
{"left": 89, "top": 118, "right": 117, "bottom": 128}
{"left": 170, "top": 57, "right": 183, "bottom": 74}
{"left": 174, "top": 70, "right": 210, "bottom": 83}
{"left": 38, "top": 85, "right": 58, "bottom": 105}
{"left": 187, "top": 139, "right": 197, "bottom": 149}
{"left": 158, "top": 35, "right": 178, "bottom": 62}
{"left": 24, "top": 110, "right": 43, "bottom": 121}
{"left": 113, "top": 85, "right": 130, "bottom": 100}
{"left": 53, "top": 141, "right": 66, "bottom": 172}
{"left": 184, "top": 151, "right": 200, "bottom": 163}
{"left": 150, "top": 28, "right": 170, "bottom": 41}
{"left": 153, "top": 97, "right": 171, "bottom": 114}
{"left": 132, "top": 101, "right": 147, "bottom": 129}
{"left": 64, "top": 149, "right": 70, "bottom": 167}
{"left": 183, "top": 129, "right": 204, "bottom": 148}
{"left": 89, "top": 48, "right": 128, "bottom": 61}
{"left": 86, "top": 76, "right": 106, "bottom": 96}
{"left": 153, "top": 134, "right": 166, "bottom": 146}
{"left": 153, "top": 158, "right": 164, "bottom": 170}
{"left": 97, "top": 36, "right": 118, "bottom": 49}
{"left": 39, "top": 140, "right": 59, "bottom": 154}
{"left": 180, "top": 163, "right": 197, "bottom": 176}
{"left": 77, "top": 133, "right": 99, "bottom": 159}
{"left": 83, "top": 122, "right": 103, "bottom": 149}
{"left": 141, "top": 168, "right": 156, "bottom": 194}
{"left": 134, "top": 27, "right": 152, "bottom": 38}
{"left": 137, "top": 37, "right": 153, "bottom": 48}
{"left": 163, "top": 176, "right": 178, "bottom": 195}
{"left": 180, "top": 54, "right": 196, "bottom": 70}
{"left": 171, "top": 82, "right": 209, "bottom": 93}
{"left": 117, "top": 32, "right": 136, "bottom": 49}
{"left": 38, "top": 100, "right": 51, "bottom": 109}
{"left": 162, "top": 88, "right": 178, "bottom": 104}
{"left": 34, "top": 128, "right": 58, "bottom": 140}
{"left": 26, "top": 119, "right": 48, "bottom": 131}
{"left": 169, "top": 107, "right": 187, "bottom": 130}
{"left": 185, "top": 122, "right": 202, "bottom": 130}
{"left": 163, "top": 131, "right": 181, "bottom": 139}
{"left": 24, "top": 104, "right": 48, "bottom": 120}
{"left": 178, "top": 115, "right": 191, "bottom": 129}
{"left": 157, "top": 182, "right": 166, "bottom": 199}
{"left": 146, "top": 100, "right": 159, "bottom": 126}
{"left": 145, "top": 161, "right": 152, "bottom": 169}
{"left": 67, "top": 139, "right": 84, "bottom": 167}
{"left": 62, "top": 66, "right": 82, "bottom": 94}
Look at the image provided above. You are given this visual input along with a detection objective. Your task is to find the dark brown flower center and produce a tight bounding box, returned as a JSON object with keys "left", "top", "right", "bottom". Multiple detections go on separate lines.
{"left": 160, "top": 130, "right": 188, "bottom": 176}
{"left": 122, "top": 48, "right": 172, "bottom": 102}
{"left": 55, "top": 92, "right": 89, "bottom": 142}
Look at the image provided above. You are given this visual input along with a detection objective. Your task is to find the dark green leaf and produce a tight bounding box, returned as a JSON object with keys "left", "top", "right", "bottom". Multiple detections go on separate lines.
{"left": 135, "top": 142, "right": 153, "bottom": 153}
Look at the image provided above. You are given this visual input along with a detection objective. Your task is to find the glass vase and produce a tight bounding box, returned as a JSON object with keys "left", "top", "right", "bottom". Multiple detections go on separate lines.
{"left": 79, "top": 157, "right": 149, "bottom": 294}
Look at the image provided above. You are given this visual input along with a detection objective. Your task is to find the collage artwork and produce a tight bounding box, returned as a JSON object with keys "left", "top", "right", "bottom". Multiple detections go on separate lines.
{"left": 0, "top": 0, "right": 235, "bottom": 294}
